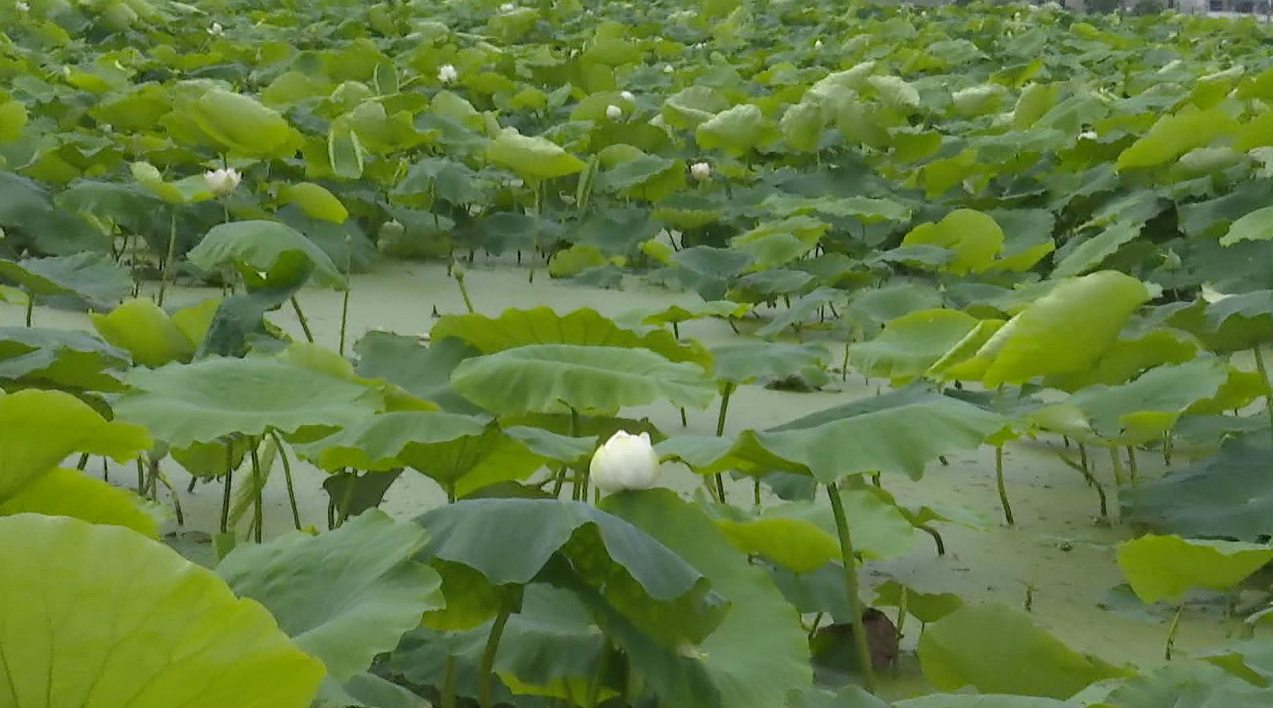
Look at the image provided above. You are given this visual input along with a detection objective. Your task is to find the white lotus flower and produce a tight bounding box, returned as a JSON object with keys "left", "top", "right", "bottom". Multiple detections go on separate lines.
{"left": 438, "top": 64, "right": 458, "bottom": 84}
{"left": 589, "top": 431, "right": 660, "bottom": 494}
{"left": 1080, "top": 130, "right": 1098, "bottom": 140}
{"left": 690, "top": 161, "right": 711, "bottom": 181}
{"left": 16, "top": 1, "right": 30, "bottom": 10}
{"left": 203, "top": 167, "right": 241, "bottom": 196}
{"left": 620, "top": 90, "right": 635, "bottom": 103}
{"left": 208, "top": 21, "right": 223, "bottom": 36}
{"left": 662, "top": 64, "right": 674, "bottom": 74}
{"left": 605, "top": 104, "right": 622, "bottom": 121}
{"left": 499, "top": 2, "right": 514, "bottom": 10}
{"left": 814, "top": 40, "right": 823, "bottom": 49}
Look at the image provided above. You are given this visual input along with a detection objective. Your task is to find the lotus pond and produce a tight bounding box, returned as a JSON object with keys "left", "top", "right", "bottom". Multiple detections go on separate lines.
{"left": 6, "top": 0, "right": 1273, "bottom": 706}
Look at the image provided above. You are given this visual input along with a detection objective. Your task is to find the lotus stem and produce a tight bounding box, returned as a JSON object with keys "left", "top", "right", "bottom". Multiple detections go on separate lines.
{"left": 479, "top": 599, "right": 515, "bottom": 708}
{"left": 919, "top": 524, "right": 946, "bottom": 556}
{"left": 1253, "top": 347, "right": 1273, "bottom": 449}
{"left": 268, "top": 428, "right": 301, "bottom": 530}
{"left": 713, "top": 383, "right": 734, "bottom": 505}
{"left": 584, "top": 641, "right": 609, "bottom": 708}
{"left": 671, "top": 321, "right": 680, "bottom": 339}
{"left": 825, "top": 481, "right": 877, "bottom": 693}
{"left": 158, "top": 209, "right": 178, "bottom": 307}
{"left": 76, "top": 453, "right": 89, "bottom": 471}
{"left": 249, "top": 439, "right": 263, "bottom": 543}
{"left": 753, "top": 479, "right": 762, "bottom": 507}
{"left": 1165, "top": 603, "right": 1184, "bottom": 660}
{"left": 454, "top": 268, "right": 475, "bottom": 314}
{"left": 996, "top": 445, "right": 1014, "bottom": 526}
{"left": 339, "top": 241, "right": 352, "bottom": 356}
{"left": 290, "top": 296, "right": 315, "bottom": 343}
{"left": 1163, "top": 433, "right": 1173, "bottom": 466}
{"left": 679, "top": 406, "right": 688, "bottom": 427}
{"left": 220, "top": 445, "right": 233, "bottom": 534}
{"left": 1109, "top": 446, "right": 1125, "bottom": 487}
{"left": 1079, "top": 443, "right": 1090, "bottom": 478}
{"left": 102, "top": 456, "right": 110, "bottom": 482}
{"left": 1126, "top": 446, "right": 1138, "bottom": 485}
{"left": 441, "top": 654, "right": 458, "bottom": 708}
{"left": 24, "top": 289, "right": 33, "bottom": 327}
{"left": 135, "top": 458, "right": 146, "bottom": 494}
{"left": 154, "top": 470, "right": 184, "bottom": 526}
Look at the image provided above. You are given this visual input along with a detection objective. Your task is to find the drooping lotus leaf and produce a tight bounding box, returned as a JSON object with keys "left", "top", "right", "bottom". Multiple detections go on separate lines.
{"left": 415, "top": 497, "right": 728, "bottom": 648}
{"left": 962, "top": 271, "right": 1153, "bottom": 388}
{"left": 0, "top": 252, "right": 132, "bottom": 309}
{"left": 917, "top": 603, "right": 1128, "bottom": 699}
{"left": 0, "top": 513, "right": 325, "bottom": 707}
{"left": 1051, "top": 220, "right": 1143, "bottom": 279}
{"left": 0, "top": 326, "right": 131, "bottom": 392}
{"left": 91, "top": 298, "right": 199, "bottom": 367}
{"left": 900, "top": 209, "right": 1004, "bottom": 275}
{"left": 188, "top": 220, "right": 347, "bottom": 290}
{"left": 279, "top": 182, "right": 348, "bottom": 224}
{"left": 1117, "top": 534, "right": 1273, "bottom": 605}
{"left": 485, "top": 129, "right": 586, "bottom": 181}
{"left": 843, "top": 281, "right": 945, "bottom": 332}
{"left": 756, "top": 288, "right": 843, "bottom": 339}
{"left": 354, "top": 332, "right": 483, "bottom": 414}
{"left": 1121, "top": 439, "right": 1273, "bottom": 541}
{"left": 601, "top": 489, "right": 812, "bottom": 708}
{"left": 871, "top": 580, "right": 964, "bottom": 625}
{"left": 1044, "top": 328, "right": 1200, "bottom": 391}
{"left": 191, "top": 88, "right": 302, "bottom": 158}
{"left": 129, "top": 161, "right": 215, "bottom": 204}
{"left": 450, "top": 344, "right": 715, "bottom": 415}
{"left": 114, "top": 355, "right": 383, "bottom": 447}
{"left": 491, "top": 584, "right": 612, "bottom": 703}
{"left": 217, "top": 510, "right": 443, "bottom": 682}
{"left": 710, "top": 340, "right": 828, "bottom": 385}
{"left": 850, "top": 310, "right": 980, "bottom": 384}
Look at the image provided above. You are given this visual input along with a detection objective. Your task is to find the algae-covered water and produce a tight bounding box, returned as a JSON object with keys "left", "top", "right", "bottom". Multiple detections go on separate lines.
{"left": 2, "top": 259, "right": 1234, "bottom": 699}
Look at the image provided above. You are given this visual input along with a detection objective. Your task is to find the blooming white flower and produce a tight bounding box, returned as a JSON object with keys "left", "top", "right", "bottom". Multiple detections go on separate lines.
{"left": 203, "top": 167, "right": 241, "bottom": 196}
{"left": 499, "top": 2, "right": 514, "bottom": 10}
{"left": 438, "top": 64, "right": 458, "bottom": 84}
{"left": 690, "top": 161, "right": 711, "bottom": 181}
{"left": 208, "top": 21, "right": 223, "bottom": 36}
{"left": 620, "top": 90, "right": 635, "bottom": 103}
{"left": 16, "top": 1, "right": 29, "bottom": 10}
{"left": 605, "top": 104, "right": 622, "bottom": 121}
{"left": 1079, "top": 130, "right": 1098, "bottom": 140}
{"left": 590, "top": 431, "right": 660, "bottom": 494}
{"left": 662, "top": 64, "right": 674, "bottom": 74}
{"left": 814, "top": 40, "right": 823, "bottom": 49}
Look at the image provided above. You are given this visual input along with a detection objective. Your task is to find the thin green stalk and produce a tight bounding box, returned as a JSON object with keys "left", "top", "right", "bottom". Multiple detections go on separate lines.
{"left": 102, "top": 456, "right": 110, "bottom": 482}
{"left": 76, "top": 453, "right": 90, "bottom": 471}
{"left": 339, "top": 238, "right": 352, "bottom": 356}
{"left": 268, "top": 428, "right": 302, "bottom": 530}
{"left": 996, "top": 445, "right": 1014, "bottom": 526}
{"left": 1253, "top": 347, "right": 1273, "bottom": 448}
{"left": 753, "top": 479, "right": 761, "bottom": 507}
{"left": 1109, "top": 446, "right": 1125, "bottom": 487}
{"left": 479, "top": 599, "right": 515, "bottom": 708}
{"left": 441, "top": 654, "right": 458, "bottom": 708}
{"left": 220, "top": 446, "right": 233, "bottom": 534}
{"left": 290, "top": 296, "right": 315, "bottom": 343}
{"left": 841, "top": 340, "right": 851, "bottom": 381}
{"left": 825, "top": 481, "right": 877, "bottom": 693}
{"left": 24, "top": 290, "right": 34, "bottom": 327}
{"left": 713, "top": 383, "right": 734, "bottom": 505}
{"left": 1126, "top": 446, "right": 1138, "bottom": 485}
{"left": 1165, "top": 603, "right": 1184, "bottom": 660}
{"left": 158, "top": 209, "right": 178, "bottom": 307}
{"left": 136, "top": 458, "right": 146, "bottom": 494}
{"left": 155, "top": 470, "right": 185, "bottom": 526}
{"left": 584, "top": 643, "right": 609, "bottom": 708}
{"left": 249, "top": 439, "right": 264, "bottom": 543}
{"left": 454, "top": 269, "right": 475, "bottom": 314}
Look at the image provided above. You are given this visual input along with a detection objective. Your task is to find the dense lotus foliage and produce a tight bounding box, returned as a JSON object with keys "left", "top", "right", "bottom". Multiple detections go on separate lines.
{"left": 5, "top": 0, "right": 1273, "bottom": 705}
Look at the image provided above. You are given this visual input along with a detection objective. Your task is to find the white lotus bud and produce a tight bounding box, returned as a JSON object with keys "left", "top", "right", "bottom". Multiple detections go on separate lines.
{"left": 690, "top": 161, "right": 711, "bottom": 181}
{"left": 663, "top": 64, "right": 674, "bottom": 74}
{"left": 589, "top": 431, "right": 660, "bottom": 494}
{"left": 208, "top": 22, "right": 223, "bottom": 36}
{"left": 620, "top": 90, "right": 635, "bottom": 103}
{"left": 202, "top": 167, "right": 240, "bottom": 196}
{"left": 605, "top": 104, "right": 622, "bottom": 121}
{"left": 814, "top": 40, "right": 823, "bottom": 49}
{"left": 1080, "top": 130, "right": 1098, "bottom": 140}
{"left": 438, "top": 64, "right": 458, "bottom": 84}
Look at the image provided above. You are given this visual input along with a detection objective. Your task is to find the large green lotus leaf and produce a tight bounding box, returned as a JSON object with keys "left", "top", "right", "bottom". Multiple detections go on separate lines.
{"left": 780, "top": 101, "right": 825, "bottom": 153}
{"left": 115, "top": 356, "right": 382, "bottom": 448}
{"left": 900, "top": 210, "right": 1004, "bottom": 274}
{"left": 1090, "top": 663, "right": 1273, "bottom": 708}
{"left": 91, "top": 298, "right": 197, "bottom": 368}
{"left": 850, "top": 310, "right": 979, "bottom": 384}
{"left": 0, "top": 467, "right": 158, "bottom": 537}
{"left": 1116, "top": 108, "right": 1238, "bottom": 170}
{"left": 757, "top": 194, "right": 912, "bottom": 223}
{"left": 0, "top": 253, "right": 132, "bottom": 308}
{"left": 486, "top": 129, "right": 585, "bottom": 182}
{"left": 1196, "top": 292, "right": 1273, "bottom": 352}
{"left": 1219, "top": 205, "right": 1273, "bottom": 247}
{"left": 188, "top": 220, "right": 346, "bottom": 289}
{"left": 450, "top": 344, "right": 715, "bottom": 415}
{"left": 279, "top": 182, "right": 348, "bottom": 224}
{"left": 710, "top": 340, "right": 827, "bottom": 385}
{"left": 966, "top": 271, "right": 1151, "bottom": 388}
{"left": 0, "top": 389, "right": 151, "bottom": 501}
{"left": 925, "top": 320, "right": 1007, "bottom": 382}
{"left": 696, "top": 104, "right": 769, "bottom": 157}
{"left": 1051, "top": 220, "right": 1142, "bottom": 279}
{"left": 1058, "top": 359, "right": 1227, "bottom": 442}
{"left": 431, "top": 306, "right": 710, "bottom": 369}
{"left": 917, "top": 603, "right": 1127, "bottom": 698}
{"left": 354, "top": 332, "right": 483, "bottom": 414}
{"left": 1198, "top": 637, "right": 1273, "bottom": 686}
{"left": 491, "top": 584, "right": 610, "bottom": 702}
{"left": 218, "top": 511, "right": 443, "bottom": 682}
{"left": 1044, "top": 329, "right": 1200, "bottom": 391}
{"left": 661, "top": 86, "right": 729, "bottom": 130}
{"left": 601, "top": 489, "right": 813, "bottom": 708}
{"left": 896, "top": 696, "right": 1071, "bottom": 708}
{"left": 415, "top": 498, "right": 727, "bottom": 648}
{"left": 0, "top": 514, "right": 324, "bottom": 708}
{"left": 1117, "top": 534, "right": 1273, "bottom": 605}
{"left": 663, "top": 245, "right": 753, "bottom": 301}
{"left": 844, "top": 282, "right": 944, "bottom": 332}
{"left": 1122, "top": 439, "right": 1273, "bottom": 541}
{"left": 0, "top": 326, "right": 131, "bottom": 392}
{"left": 192, "top": 88, "right": 301, "bottom": 158}
{"left": 756, "top": 287, "right": 843, "bottom": 339}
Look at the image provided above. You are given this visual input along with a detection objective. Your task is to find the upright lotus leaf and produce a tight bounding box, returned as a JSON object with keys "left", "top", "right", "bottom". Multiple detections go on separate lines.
{"left": 415, "top": 498, "right": 727, "bottom": 649}
{"left": 1117, "top": 535, "right": 1273, "bottom": 605}
{"left": 129, "top": 161, "right": 216, "bottom": 204}
{"left": 918, "top": 603, "right": 1128, "bottom": 698}
{"left": 486, "top": 129, "right": 585, "bottom": 182}
{"left": 1116, "top": 107, "right": 1237, "bottom": 170}
{"left": 964, "top": 271, "right": 1152, "bottom": 388}
{"left": 0, "top": 514, "right": 324, "bottom": 707}
{"left": 926, "top": 320, "right": 1007, "bottom": 381}
{"left": 1122, "top": 439, "right": 1273, "bottom": 541}
{"left": 0, "top": 252, "right": 132, "bottom": 309}
{"left": 188, "top": 220, "right": 346, "bottom": 289}
{"left": 711, "top": 340, "right": 828, "bottom": 385}
{"left": 867, "top": 75, "right": 921, "bottom": 114}
{"left": 601, "top": 490, "right": 813, "bottom": 708}
{"left": 900, "top": 210, "right": 1004, "bottom": 275}
{"left": 781, "top": 101, "right": 825, "bottom": 152}
{"left": 696, "top": 104, "right": 769, "bottom": 157}
{"left": 850, "top": 310, "right": 980, "bottom": 384}
{"left": 91, "top": 298, "right": 198, "bottom": 367}
{"left": 450, "top": 344, "right": 715, "bottom": 415}
{"left": 114, "top": 355, "right": 383, "bottom": 448}
{"left": 0, "top": 326, "right": 131, "bottom": 392}
{"left": 191, "top": 88, "right": 302, "bottom": 158}
{"left": 1056, "top": 359, "right": 1227, "bottom": 443}
{"left": 217, "top": 511, "right": 443, "bottom": 682}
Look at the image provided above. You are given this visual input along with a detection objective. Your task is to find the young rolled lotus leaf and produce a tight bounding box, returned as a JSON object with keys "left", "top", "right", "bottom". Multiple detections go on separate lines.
{"left": 113, "top": 354, "right": 383, "bottom": 448}
{"left": 850, "top": 309, "right": 981, "bottom": 385}
{"left": 188, "top": 219, "right": 347, "bottom": 290}
{"left": 217, "top": 510, "right": 444, "bottom": 683}
{"left": 0, "top": 326, "right": 131, "bottom": 393}
{"left": 0, "top": 252, "right": 132, "bottom": 319}
{"left": 450, "top": 344, "right": 715, "bottom": 416}
{"left": 917, "top": 603, "right": 1129, "bottom": 699}
{"left": 0, "top": 514, "right": 325, "bottom": 708}
{"left": 1117, "top": 534, "right": 1273, "bottom": 605}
